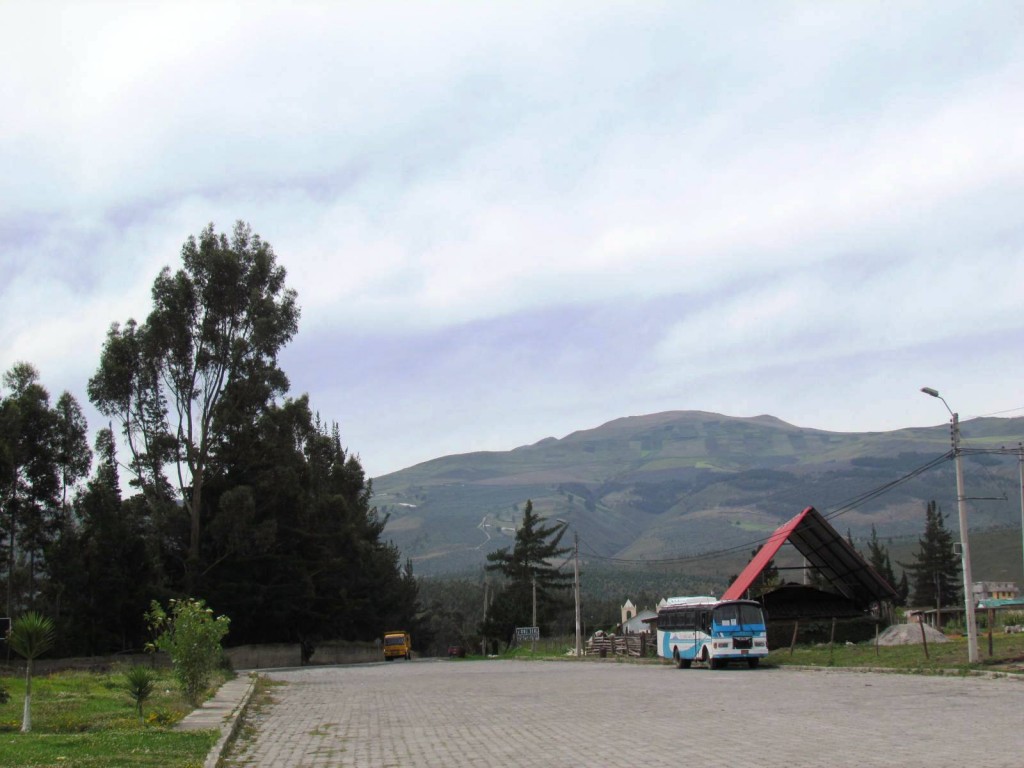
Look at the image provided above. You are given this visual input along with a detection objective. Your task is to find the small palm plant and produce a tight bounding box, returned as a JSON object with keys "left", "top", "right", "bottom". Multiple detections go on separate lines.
{"left": 124, "top": 666, "right": 156, "bottom": 718}
{"left": 8, "top": 612, "right": 56, "bottom": 733}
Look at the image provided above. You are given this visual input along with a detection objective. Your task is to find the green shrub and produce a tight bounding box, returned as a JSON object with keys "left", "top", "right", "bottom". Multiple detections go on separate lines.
{"left": 145, "top": 598, "right": 231, "bottom": 707}
{"left": 123, "top": 666, "right": 156, "bottom": 718}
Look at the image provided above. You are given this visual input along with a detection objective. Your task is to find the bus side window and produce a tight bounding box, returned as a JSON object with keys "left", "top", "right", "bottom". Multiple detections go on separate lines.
{"left": 700, "top": 611, "right": 710, "bottom": 634}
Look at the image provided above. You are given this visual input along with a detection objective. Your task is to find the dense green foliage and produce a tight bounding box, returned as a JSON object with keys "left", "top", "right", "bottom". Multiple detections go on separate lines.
{"left": 1, "top": 363, "right": 91, "bottom": 621}
{"left": 88, "top": 221, "right": 301, "bottom": 587}
{"left": 0, "top": 222, "right": 420, "bottom": 660}
{"left": 415, "top": 576, "right": 484, "bottom": 656}
{"left": 866, "top": 524, "right": 907, "bottom": 605}
{"left": 199, "top": 405, "right": 419, "bottom": 661}
{"left": 901, "top": 500, "right": 961, "bottom": 608}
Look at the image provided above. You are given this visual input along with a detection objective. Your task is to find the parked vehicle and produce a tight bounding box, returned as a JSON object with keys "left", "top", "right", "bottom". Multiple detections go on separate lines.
{"left": 383, "top": 631, "right": 412, "bottom": 661}
{"left": 447, "top": 644, "right": 466, "bottom": 658}
{"left": 656, "top": 596, "right": 768, "bottom": 669}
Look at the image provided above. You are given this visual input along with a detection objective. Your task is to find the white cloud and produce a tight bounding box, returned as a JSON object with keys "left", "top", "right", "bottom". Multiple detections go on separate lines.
{"left": 2, "top": 1, "right": 1023, "bottom": 476}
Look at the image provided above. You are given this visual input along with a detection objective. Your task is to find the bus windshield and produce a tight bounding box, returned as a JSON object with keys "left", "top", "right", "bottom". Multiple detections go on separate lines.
{"left": 713, "top": 603, "right": 764, "bottom": 629}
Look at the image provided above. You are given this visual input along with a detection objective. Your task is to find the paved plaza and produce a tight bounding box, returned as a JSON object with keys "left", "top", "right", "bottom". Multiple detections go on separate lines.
{"left": 223, "top": 660, "right": 1024, "bottom": 768}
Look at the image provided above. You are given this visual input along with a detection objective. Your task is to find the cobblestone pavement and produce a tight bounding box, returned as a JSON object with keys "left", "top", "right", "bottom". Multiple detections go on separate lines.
{"left": 223, "top": 660, "right": 1024, "bottom": 768}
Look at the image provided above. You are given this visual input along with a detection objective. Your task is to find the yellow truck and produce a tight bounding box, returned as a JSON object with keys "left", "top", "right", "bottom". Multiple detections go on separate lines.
{"left": 383, "top": 631, "right": 412, "bottom": 661}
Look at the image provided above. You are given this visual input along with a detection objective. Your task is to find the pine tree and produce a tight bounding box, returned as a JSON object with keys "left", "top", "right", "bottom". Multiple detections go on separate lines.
{"left": 896, "top": 571, "right": 910, "bottom": 607}
{"left": 62, "top": 429, "right": 154, "bottom": 655}
{"left": 901, "top": 501, "right": 960, "bottom": 608}
{"left": 482, "top": 500, "right": 571, "bottom": 643}
{"left": 1, "top": 363, "right": 67, "bottom": 616}
{"left": 866, "top": 525, "right": 897, "bottom": 591}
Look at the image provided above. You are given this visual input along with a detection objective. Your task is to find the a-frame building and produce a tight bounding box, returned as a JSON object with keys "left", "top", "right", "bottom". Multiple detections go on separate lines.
{"left": 722, "top": 506, "right": 897, "bottom": 610}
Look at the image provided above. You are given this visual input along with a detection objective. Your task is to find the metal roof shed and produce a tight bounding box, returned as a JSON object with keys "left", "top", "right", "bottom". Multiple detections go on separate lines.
{"left": 721, "top": 506, "right": 898, "bottom": 609}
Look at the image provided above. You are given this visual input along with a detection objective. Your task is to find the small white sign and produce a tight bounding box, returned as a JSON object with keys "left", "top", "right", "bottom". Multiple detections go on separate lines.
{"left": 515, "top": 626, "right": 540, "bottom": 641}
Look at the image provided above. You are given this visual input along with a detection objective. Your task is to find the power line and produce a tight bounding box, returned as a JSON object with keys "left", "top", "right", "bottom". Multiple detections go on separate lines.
{"left": 823, "top": 452, "right": 952, "bottom": 521}
{"left": 968, "top": 405, "right": 1024, "bottom": 419}
{"left": 577, "top": 451, "right": 957, "bottom": 567}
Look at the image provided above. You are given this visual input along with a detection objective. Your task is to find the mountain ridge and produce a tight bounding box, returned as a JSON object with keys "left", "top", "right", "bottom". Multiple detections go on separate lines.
{"left": 373, "top": 410, "right": 1024, "bottom": 575}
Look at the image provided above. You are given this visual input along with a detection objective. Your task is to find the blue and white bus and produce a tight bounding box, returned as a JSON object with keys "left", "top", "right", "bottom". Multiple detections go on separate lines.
{"left": 656, "top": 596, "right": 768, "bottom": 669}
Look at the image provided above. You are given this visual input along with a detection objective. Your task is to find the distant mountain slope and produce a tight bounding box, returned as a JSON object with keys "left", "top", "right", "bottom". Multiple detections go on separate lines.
{"left": 373, "top": 411, "right": 1024, "bottom": 576}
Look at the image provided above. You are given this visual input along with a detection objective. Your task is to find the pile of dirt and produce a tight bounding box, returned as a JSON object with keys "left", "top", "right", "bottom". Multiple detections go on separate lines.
{"left": 877, "top": 623, "right": 950, "bottom": 646}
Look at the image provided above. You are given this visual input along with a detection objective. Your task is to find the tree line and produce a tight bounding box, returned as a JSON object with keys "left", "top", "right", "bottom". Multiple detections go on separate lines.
{"left": 1, "top": 221, "right": 419, "bottom": 659}
{"left": 419, "top": 497, "right": 965, "bottom": 656}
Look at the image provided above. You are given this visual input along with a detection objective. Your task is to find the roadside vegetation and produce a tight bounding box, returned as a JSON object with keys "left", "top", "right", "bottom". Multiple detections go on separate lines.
{"left": 0, "top": 594, "right": 234, "bottom": 766}
{"left": 769, "top": 631, "right": 1024, "bottom": 674}
{"left": 1, "top": 221, "right": 419, "bottom": 670}
{"left": 471, "top": 630, "right": 1024, "bottom": 676}
{"left": 0, "top": 666, "right": 228, "bottom": 768}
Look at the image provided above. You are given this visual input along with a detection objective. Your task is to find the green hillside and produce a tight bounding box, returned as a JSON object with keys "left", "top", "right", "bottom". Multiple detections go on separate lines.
{"left": 373, "top": 411, "right": 1024, "bottom": 577}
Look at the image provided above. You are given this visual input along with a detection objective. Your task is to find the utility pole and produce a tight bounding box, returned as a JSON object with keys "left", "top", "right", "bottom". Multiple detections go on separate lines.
{"left": 951, "top": 410, "right": 979, "bottom": 663}
{"left": 921, "top": 387, "right": 978, "bottom": 663}
{"left": 557, "top": 519, "right": 583, "bottom": 657}
{"left": 1019, "top": 444, "right": 1024, "bottom": 585}
{"left": 573, "top": 530, "right": 582, "bottom": 657}
{"left": 482, "top": 577, "right": 489, "bottom": 657}
{"left": 531, "top": 575, "right": 537, "bottom": 653}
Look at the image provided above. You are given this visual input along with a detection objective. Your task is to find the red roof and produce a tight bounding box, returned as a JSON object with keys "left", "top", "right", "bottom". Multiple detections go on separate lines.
{"left": 721, "top": 506, "right": 897, "bottom": 607}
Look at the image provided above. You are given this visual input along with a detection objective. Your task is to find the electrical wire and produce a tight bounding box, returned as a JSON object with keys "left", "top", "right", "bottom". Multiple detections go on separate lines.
{"left": 967, "top": 405, "right": 1024, "bottom": 419}
{"left": 576, "top": 450, "right": 958, "bottom": 566}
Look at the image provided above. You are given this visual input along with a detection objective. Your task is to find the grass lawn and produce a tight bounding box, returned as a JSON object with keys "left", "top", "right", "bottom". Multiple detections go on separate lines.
{"left": 498, "top": 630, "right": 1024, "bottom": 675}
{"left": 0, "top": 666, "right": 226, "bottom": 768}
{"left": 768, "top": 631, "right": 1024, "bottom": 673}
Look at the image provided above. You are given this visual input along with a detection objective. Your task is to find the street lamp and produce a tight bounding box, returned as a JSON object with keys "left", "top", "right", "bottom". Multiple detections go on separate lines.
{"left": 920, "top": 386, "right": 979, "bottom": 663}
{"left": 557, "top": 519, "right": 582, "bottom": 658}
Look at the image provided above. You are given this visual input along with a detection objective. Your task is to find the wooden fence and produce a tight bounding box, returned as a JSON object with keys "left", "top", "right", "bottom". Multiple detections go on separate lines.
{"left": 586, "top": 633, "right": 652, "bottom": 658}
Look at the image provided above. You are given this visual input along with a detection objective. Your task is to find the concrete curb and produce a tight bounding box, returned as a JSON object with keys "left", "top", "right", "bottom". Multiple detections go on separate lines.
{"left": 205, "top": 673, "right": 259, "bottom": 768}
{"left": 206, "top": 671, "right": 258, "bottom": 768}
{"left": 774, "top": 663, "right": 1024, "bottom": 680}
{"left": 174, "top": 672, "right": 260, "bottom": 768}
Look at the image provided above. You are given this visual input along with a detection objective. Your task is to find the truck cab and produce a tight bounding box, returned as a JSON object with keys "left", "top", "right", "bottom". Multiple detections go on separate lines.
{"left": 383, "top": 631, "right": 412, "bottom": 660}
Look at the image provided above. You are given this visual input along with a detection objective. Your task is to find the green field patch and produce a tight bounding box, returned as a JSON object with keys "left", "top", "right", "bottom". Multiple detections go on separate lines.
{"left": 0, "top": 668, "right": 227, "bottom": 768}
{"left": 769, "top": 631, "right": 1024, "bottom": 673}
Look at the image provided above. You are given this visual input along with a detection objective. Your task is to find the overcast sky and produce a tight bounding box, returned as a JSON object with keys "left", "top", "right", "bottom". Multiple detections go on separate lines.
{"left": 2, "top": 1, "right": 1023, "bottom": 478}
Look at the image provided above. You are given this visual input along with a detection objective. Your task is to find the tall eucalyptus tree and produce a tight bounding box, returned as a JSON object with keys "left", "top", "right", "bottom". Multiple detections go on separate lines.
{"left": 0, "top": 364, "right": 62, "bottom": 616}
{"left": 89, "top": 222, "right": 299, "bottom": 587}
